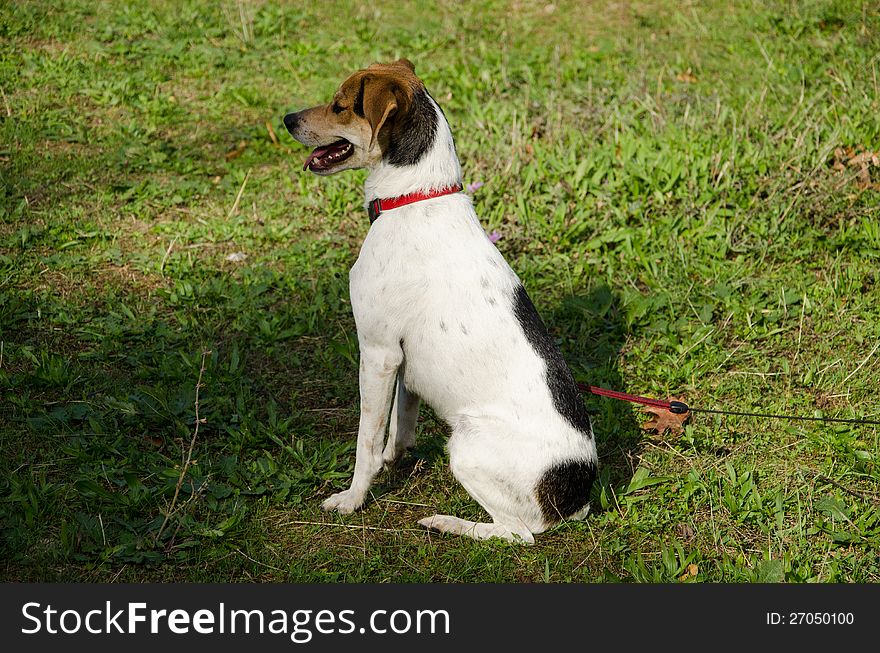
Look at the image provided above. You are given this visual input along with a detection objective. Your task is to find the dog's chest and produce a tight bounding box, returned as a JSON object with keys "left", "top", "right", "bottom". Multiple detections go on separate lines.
{"left": 348, "top": 220, "right": 416, "bottom": 312}
{"left": 348, "top": 202, "right": 516, "bottom": 339}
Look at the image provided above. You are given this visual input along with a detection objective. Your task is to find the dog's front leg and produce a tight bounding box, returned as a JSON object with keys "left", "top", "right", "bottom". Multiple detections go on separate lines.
{"left": 322, "top": 344, "right": 402, "bottom": 514}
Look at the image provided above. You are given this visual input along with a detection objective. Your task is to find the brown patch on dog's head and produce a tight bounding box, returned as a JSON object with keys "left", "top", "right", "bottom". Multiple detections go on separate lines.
{"left": 284, "top": 59, "right": 433, "bottom": 174}
{"left": 335, "top": 59, "right": 422, "bottom": 149}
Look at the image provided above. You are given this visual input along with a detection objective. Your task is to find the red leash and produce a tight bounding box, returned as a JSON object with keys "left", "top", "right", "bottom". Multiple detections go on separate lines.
{"left": 579, "top": 384, "right": 688, "bottom": 413}
{"left": 579, "top": 384, "right": 880, "bottom": 425}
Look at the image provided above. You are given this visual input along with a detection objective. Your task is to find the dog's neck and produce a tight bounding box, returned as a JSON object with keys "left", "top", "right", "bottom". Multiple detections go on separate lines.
{"left": 364, "top": 93, "right": 462, "bottom": 205}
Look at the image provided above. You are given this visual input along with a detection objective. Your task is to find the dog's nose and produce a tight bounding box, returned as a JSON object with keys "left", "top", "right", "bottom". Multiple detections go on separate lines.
{"left": 283, "top": 112, "right": 300, "bottom": 134}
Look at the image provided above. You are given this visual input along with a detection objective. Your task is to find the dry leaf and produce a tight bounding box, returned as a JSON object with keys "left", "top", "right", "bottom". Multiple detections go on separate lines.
{"left": 641, "top": 398, "right": 690, "bottom": 434}
{"left": 848, "top": 150, "right": 879, "bottom": 188}
{"left": 674, "top": 522, "right": 695, "bottom": 540}
{"left": 848, "top": 151, "right": 879, "bottom": 167}
{"left": 831, "top": 145, "right": 879, "bottom": 189}
{"left": 225, "top": 140, "right": 247, "bottom": 161}
{"left": 676, "top": 68, "right": 697, "bottom": 83}
{"left": 679, "top": 563, "right": 699, "bottom": 581}
{"left": 265, "top": 120, "right": 279, "bottom": 146}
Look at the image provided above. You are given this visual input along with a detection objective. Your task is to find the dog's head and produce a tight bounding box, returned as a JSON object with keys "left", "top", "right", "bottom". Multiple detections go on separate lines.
{"left": 284, "top": 58, "right": 430, "bottom": 175}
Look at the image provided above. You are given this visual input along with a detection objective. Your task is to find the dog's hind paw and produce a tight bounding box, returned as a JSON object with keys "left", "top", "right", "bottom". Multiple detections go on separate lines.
{"left": 321, "top": 489, "right": 365, "bottom": 514}
{"left": 418, "top": 514, "right": 535, "bottom": 544}
{"left": 418, "top": 515, "right": 458, "bottom": 533}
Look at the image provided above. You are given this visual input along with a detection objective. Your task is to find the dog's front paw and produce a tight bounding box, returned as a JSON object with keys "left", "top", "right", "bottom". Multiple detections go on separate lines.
{"left": 321, "top": 489, "right": 365, "bottom": 514}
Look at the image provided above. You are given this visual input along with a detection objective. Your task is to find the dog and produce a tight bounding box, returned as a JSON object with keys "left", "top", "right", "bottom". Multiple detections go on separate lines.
{"left": 284, "top": 59, "right": 597, "bottom": 543}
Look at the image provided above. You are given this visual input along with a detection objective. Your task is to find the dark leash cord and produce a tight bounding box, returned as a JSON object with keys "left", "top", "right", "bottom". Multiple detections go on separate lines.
{"left": 578, "top": 384, "right": 880, "bottom": 426}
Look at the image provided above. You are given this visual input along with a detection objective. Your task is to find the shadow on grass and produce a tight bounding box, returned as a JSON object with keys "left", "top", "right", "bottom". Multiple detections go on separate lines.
{"left": 549, "top": 284, "right": 642, "bottom": 506}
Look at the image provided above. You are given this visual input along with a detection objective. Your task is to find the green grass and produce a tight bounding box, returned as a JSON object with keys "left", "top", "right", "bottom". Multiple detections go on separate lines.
{"left": 1, "top": 0, "right": 879, "bottom": 582}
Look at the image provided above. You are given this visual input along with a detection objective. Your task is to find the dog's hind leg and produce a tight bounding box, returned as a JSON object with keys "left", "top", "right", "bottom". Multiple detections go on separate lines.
{"left": 418, "top": 472, "right": 538, "bottom": 544}
{"left": 383, "top": 363, "right": 420, "bottom": 467}
{"left": 418, "top": 425, "right": 543, "bottom": 544}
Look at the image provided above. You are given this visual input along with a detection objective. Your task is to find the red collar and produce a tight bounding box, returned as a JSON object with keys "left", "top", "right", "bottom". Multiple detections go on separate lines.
{"left": 367, "top": 184, "right": 463, "bottom": 224}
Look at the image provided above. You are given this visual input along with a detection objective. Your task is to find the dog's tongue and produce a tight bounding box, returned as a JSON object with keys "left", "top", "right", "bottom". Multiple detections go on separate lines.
{"left": 303, "top": 145, "right": 332, "bottom": 171}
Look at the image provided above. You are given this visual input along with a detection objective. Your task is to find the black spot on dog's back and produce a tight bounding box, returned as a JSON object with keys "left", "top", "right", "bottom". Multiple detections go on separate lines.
{"left": 386, "top": 89, "right": 437, "bottom": 167}
{"left": 512, "top": 284, "right": 593, "bottom": 436}
{"left": 535, "top": 459, "right": 596, "bottom": 523}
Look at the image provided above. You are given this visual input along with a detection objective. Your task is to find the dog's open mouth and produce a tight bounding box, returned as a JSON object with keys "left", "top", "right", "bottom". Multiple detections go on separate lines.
{"left": 303, "top": 139, "right": 354, "bottom": 171}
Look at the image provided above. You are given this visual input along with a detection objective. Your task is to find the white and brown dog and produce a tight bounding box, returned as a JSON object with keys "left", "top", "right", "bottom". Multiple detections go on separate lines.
{"left": 284, "top": 59, "right": 597, "bottom": 543}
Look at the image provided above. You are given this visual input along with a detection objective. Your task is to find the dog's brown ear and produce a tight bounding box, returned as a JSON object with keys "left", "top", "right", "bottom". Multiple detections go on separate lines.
{"left": 396, "top": 58, "right": 415, "bottom": 73}
{"left": 363, "top": 77, "right": 407, "bottom": 150}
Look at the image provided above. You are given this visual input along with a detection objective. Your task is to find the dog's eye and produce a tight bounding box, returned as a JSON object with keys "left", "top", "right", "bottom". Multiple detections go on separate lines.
{"left": 332, "top": 102, "right": 345, "bottom": 114}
